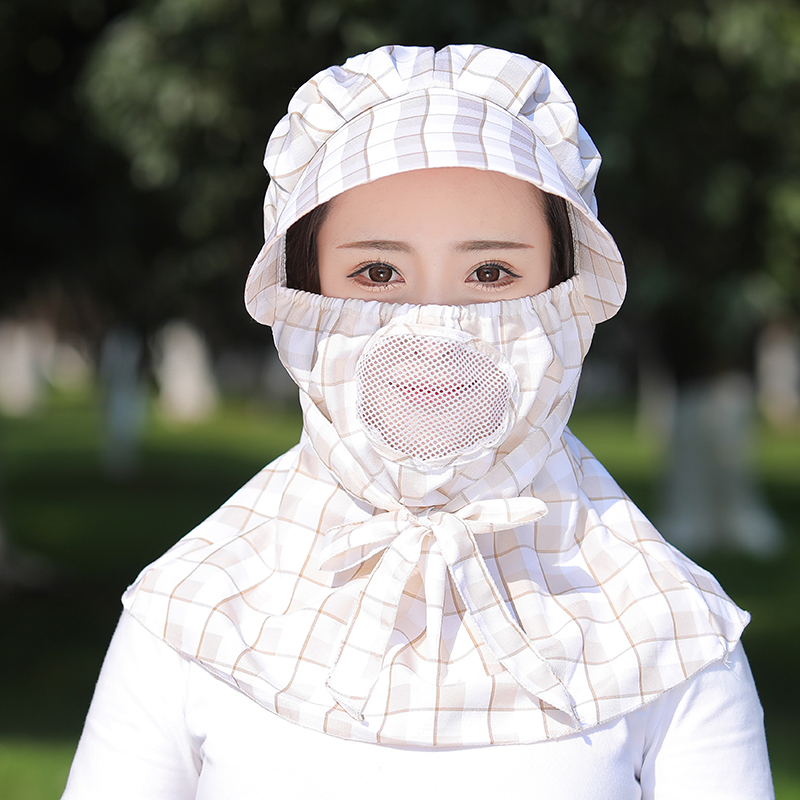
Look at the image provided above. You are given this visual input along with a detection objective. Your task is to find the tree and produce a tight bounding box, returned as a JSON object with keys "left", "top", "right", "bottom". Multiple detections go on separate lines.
{"left": 70, "top": 0, "right": 800, "bottom": 357}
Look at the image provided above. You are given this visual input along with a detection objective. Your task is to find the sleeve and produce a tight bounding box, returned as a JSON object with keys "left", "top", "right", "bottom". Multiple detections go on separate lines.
{"left": 61, "top": 611, "right": 201, "bottom": 800}
{"left": 640, "top": 642, "right": 774, "bottom": 800}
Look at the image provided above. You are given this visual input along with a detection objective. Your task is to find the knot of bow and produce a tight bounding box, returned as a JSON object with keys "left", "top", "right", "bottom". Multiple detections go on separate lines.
{"left": 319, "top": 497, "right": 578, "bottom": 725}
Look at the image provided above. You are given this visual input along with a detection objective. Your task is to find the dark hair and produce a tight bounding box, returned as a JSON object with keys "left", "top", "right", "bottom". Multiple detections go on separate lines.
{"left": 541, "top": 192, "right": 575, "bottom": 288}
{"left": 285, "top": 188, "right": 575, "bottom": 293}
{"left": 284, "top": 201, "right": 332, "bottom": 294}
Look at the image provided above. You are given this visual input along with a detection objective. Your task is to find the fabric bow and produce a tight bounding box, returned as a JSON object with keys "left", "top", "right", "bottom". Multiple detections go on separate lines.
{"left": 320, "top": 497, "right": 578, "bottom": 725}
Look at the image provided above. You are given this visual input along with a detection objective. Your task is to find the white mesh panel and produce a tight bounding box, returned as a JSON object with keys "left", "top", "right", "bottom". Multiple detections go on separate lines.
{"left": 357, "top": 334, "right": 511, "bottom": 461}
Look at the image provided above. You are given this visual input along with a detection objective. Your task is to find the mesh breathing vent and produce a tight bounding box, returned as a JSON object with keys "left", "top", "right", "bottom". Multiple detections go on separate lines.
{"left": 357, "top": 334, "right": 511, "bottom": 461}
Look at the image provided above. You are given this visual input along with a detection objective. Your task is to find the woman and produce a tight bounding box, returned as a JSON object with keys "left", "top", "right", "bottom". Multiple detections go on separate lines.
{"left": 62, "top": 45, "right": 774, "bottom": 799}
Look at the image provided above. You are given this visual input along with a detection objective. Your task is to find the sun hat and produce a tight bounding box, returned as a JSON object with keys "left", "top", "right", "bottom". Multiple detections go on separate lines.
{"left": 244, "top": 44, "right": 626, "bottom": 326}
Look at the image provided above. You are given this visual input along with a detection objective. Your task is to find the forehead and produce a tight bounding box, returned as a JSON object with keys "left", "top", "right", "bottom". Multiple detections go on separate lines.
{"left": 321, "top": 167, "right": 546, "bottom": 238}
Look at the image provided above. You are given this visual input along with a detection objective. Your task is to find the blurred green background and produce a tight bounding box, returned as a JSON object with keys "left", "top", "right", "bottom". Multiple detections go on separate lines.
{"left": 2, "top": 0, "right": 799, "bottom": 796}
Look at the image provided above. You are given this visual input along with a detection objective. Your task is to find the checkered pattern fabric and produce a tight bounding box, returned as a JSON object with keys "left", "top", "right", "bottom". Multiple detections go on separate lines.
{"left": 123, "top": 45, "right": 748, "bottom": 747}
{"left": 244, "top": 45, "right": 626, "bottom": 328}
{"left": 124, "top": 284, "right": 748, "bottom": 746}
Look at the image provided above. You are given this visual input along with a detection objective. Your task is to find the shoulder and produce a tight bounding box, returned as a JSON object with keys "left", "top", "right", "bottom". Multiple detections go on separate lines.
{"left": 637, "top": 643, "right": 774, "bottom": 799}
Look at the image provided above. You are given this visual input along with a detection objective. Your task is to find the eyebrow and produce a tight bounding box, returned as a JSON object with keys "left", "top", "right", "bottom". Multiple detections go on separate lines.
{"left": 455, "top": 240, "right": 534, "bottom": 252}
{"left": 337, "top": 239, "right": 534, "bottom": 253}
{"left": 337, "top": 240, "right": 414, "bottom": 253}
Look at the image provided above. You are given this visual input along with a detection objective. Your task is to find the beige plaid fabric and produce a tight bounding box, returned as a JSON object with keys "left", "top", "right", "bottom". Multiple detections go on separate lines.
{"left": 244, "top": 45, "right": 625, "bottom": 328}
{"left": 123, "top": 284, "right": 747, "bottom": 747}
{"left": 123, "top": 46, "right": 748, "bottom": 747}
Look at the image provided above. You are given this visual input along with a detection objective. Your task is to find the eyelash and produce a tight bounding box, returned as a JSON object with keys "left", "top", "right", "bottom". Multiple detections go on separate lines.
{"left": 468, "top": 262, "right": 522, "bottom": 289}
{"left": 347, "top": 261, "right": 522, "bottom": 290}
{"left": 347, "top": 262, "right": 401, "bottom": 291}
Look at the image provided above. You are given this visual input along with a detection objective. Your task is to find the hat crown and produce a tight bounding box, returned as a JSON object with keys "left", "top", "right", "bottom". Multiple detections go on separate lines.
{"left": 263, "top": 45, "right": 601, "bottom": 225}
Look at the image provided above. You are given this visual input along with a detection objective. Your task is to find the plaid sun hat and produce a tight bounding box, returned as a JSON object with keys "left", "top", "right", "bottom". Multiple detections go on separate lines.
{"left": 244, "top": 44, "right": 626, "bottom": 326}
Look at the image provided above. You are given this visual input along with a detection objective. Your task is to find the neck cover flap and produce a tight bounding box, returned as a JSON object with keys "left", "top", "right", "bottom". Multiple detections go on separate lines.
{"left": 123, "top": 282, "right": 748, "bottom": 746}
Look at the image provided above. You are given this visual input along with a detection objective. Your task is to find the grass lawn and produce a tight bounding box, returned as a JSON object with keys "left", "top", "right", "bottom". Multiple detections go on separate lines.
{"left": 1, "top": 390, "right": 797, "bottom": 798}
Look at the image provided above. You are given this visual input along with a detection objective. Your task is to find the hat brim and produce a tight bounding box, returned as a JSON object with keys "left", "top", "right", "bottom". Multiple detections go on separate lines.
{"left": 245, "top": 89, "right": 625, "bottom": 326}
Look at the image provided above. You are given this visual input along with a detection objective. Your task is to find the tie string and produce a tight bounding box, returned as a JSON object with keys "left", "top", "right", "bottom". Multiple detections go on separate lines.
{"left": 320, "top": 498, "right": 579, "bottom": 726}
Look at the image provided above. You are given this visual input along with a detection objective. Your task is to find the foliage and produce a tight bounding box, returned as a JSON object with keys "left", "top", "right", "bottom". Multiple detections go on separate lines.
{"left": 3, "top": 0, "right": 800, "bottom": 366}
{"left": 0, "top": 740, "right": 74, "bottom": 800}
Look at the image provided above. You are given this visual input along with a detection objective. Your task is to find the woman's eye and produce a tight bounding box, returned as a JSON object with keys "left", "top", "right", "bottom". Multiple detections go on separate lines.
{"left": 469, "top": 263, "right": 520, "bottom": 285}
{"left": 365, "top": 264, "right": 395, "bottom": 283}
{"left": 474, "top": 265, "right": 502, "bottom": 283}
{"left": 348, "top": 261, "right": 402, "bottom": 289}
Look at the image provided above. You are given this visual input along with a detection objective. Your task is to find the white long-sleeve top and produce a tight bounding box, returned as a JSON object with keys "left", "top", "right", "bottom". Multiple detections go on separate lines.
{"left": 62, "top": 611, "right": 774, "bottom": 800}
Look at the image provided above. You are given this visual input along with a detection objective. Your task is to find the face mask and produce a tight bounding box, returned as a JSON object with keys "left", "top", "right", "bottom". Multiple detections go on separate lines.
{"left": 271, "top": 278, "right": 594, "bottom": 510}
{"left": 356, "top": 324, "right": 515, "bottom": 464}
